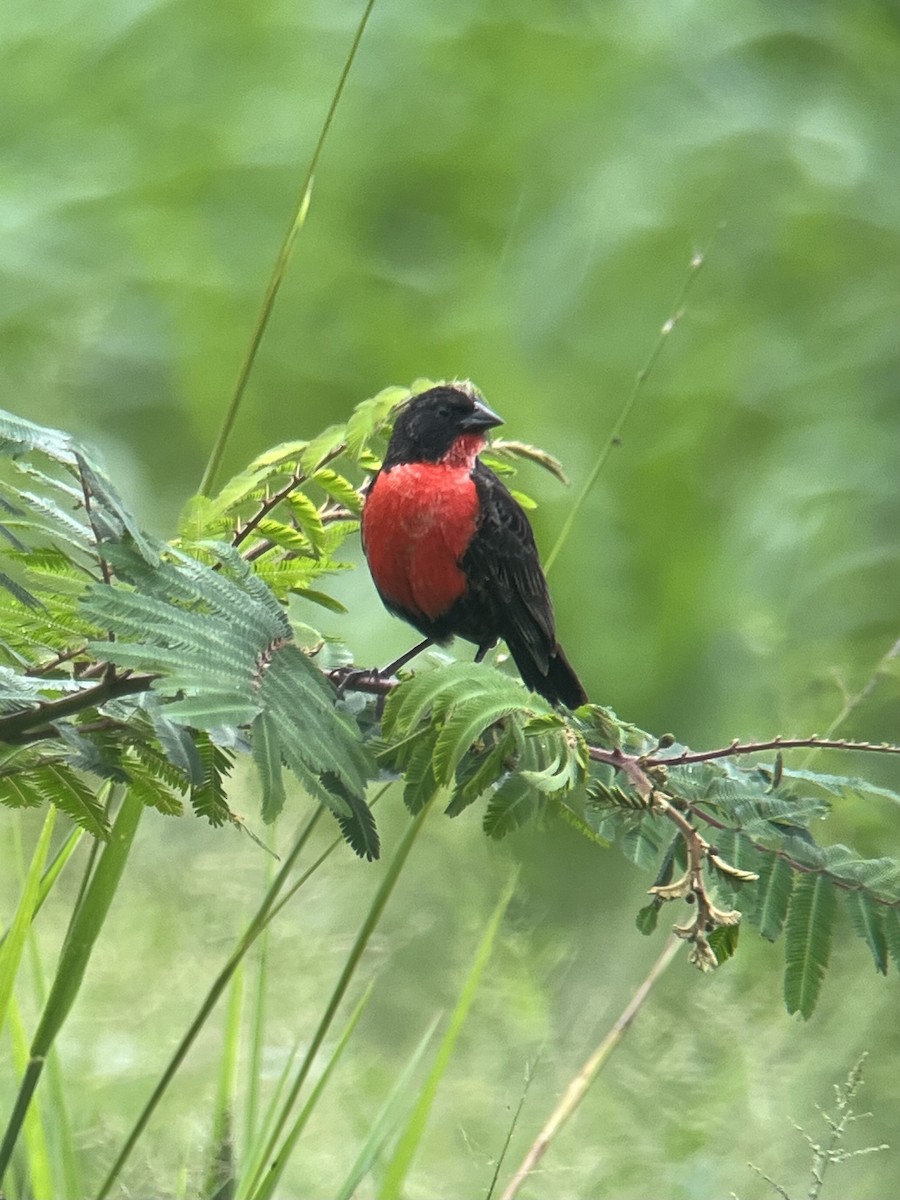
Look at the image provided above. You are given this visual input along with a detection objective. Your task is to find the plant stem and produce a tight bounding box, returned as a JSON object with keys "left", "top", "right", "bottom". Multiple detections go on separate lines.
{"left": 499, "top": 934, "right": 682, "bottom": 1200}
{"left": 243, "top": 798, "right": 432, "bottom": 1200}
{"left": 92, "top": 804, "right": 326, "bottom": 1200}
{"left": 198, "top": 0, "right": 380, "bottom": 497}
{"left": 0, "top": 789, "right": 142, "bottom": 1187}
{"left": 544, "top": 234, "right": 716, "bottom": 575}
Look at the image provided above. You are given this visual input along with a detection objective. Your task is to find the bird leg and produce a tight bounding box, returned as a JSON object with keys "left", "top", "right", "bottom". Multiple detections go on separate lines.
{"left": 333, "top": 637, "right": 435, "bottom": 697}
{"left": 381, "top": 637, "right": 435, "bottom": 677}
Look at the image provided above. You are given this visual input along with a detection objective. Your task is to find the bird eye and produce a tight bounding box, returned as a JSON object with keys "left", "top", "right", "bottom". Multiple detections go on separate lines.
{"left": 437, "top": 405, "right": 451, "bottom": 419}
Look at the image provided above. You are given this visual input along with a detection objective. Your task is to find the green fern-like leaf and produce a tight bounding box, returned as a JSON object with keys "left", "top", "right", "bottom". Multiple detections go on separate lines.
{"left": 483, "top": 772, "right": 540, "bottom": 839}
{"left": 0, "top": 408, "right": 79, "bottom": 464}
{"left": 0, "top": 759, "right": 110, "bottom": 837}
{"left": 432, "top": 695, "right": 526, "bottom": 785}
{"left": 311, "top": 468, "right": 362, "bottom": 515}
{"left": 843, "top": 891, "right": 889, "bottom": 975}
{"left": 344, "top": 384, "right": 410, "bottom": 459}
{"left": 447, "top": 725, "right": 516, "bottom": 817}
{"left": 399, "top": 725, "right": 442, "bottom": 814}
{"left": 783, "top": 873, "right": 837, "bottom": 1018}
{"left": 883, "top": 908, "right": 900, "bottom": 973}
{"left": 748, "top": 851, "right": 795, "bottom": 942}
{"left": 191, "top": 736, "right": 235, "bottom": 827}
{"left": 256, "top": 642, "right": 376, "bottom": 854}
{"left": 251, "top": 712, "right": 287, "bottom": 823}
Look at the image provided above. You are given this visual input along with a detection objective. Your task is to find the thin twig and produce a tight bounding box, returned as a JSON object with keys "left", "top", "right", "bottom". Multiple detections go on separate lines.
{"left": 499, "top": 935, "right": 683, "bottom": 1200}
{"left": 544, "top": 232, "right": 718, "bottom": 575}
{"left": 231, "top": 443, "right": 348, "bottom": 551}
{"left": 641, "top": 735, "right": 900, "bottom": 767}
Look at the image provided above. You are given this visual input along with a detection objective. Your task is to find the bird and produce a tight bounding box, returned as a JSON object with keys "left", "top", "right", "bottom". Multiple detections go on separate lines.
{"left": 360, "top": 382, "right": 587, "bottom": 708}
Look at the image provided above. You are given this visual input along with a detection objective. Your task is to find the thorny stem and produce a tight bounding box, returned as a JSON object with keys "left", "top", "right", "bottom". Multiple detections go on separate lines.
{"left": 685, "top": 802, "right": 900, "bottom": 908}
{"left": 641, "top": 735, "right": 900, "bottom": 766}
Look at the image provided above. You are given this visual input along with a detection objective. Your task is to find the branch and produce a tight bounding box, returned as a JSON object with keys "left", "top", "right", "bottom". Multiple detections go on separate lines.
{"left": 231, "top": 443, "right": 349, "bottom": 551}
{"left": 644, "top": 735, "right": 900, "bottom": 768}
{"left": 0, "top": 672, "right": 155, "bottom": 744}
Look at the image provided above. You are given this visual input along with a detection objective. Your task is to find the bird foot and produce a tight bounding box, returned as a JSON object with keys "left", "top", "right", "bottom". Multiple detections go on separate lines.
{"left": 330, "top": 665, "right": 384, "bottom": 697}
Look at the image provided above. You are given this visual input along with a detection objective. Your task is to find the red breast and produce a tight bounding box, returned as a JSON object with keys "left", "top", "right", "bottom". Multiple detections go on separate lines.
{"left": 362, "top": 460, "right": 480, "bottom": 620}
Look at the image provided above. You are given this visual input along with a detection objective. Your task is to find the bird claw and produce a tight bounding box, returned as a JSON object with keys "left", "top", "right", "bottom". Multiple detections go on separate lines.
{"left": 331, "top": 665, "right": 383, "bottom": 697}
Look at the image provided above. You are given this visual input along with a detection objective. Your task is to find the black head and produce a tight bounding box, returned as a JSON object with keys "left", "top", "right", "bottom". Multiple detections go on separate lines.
{"left": 383, "top": 384, "right": 504, "bottom": 467}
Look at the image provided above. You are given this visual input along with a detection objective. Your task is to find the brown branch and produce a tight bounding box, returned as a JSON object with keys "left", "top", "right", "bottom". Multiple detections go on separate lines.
{"left": 27, "top": 644, "right": 91, "bottom": 677}
{"left": 644, "top": 735, "right": 900, "bottom": 768}
{"left": 0, "top": 672, "right": 156, "bottom": 745}
{"left": 686, "top": 802, "right": 900, "bottom": 910}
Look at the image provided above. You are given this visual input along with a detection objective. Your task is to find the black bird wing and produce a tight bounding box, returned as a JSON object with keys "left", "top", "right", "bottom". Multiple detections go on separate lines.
{"left": 461, "top": 462, "right": 556, "bottom": 674}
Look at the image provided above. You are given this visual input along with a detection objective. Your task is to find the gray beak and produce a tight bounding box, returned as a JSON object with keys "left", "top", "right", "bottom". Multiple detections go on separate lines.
{"left": 460, "top": 399, "right": 504, "bottom": 432}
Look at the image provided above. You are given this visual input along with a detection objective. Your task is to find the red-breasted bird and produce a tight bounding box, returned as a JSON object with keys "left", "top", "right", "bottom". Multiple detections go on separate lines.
{"left": 360, "top": 382, "right": 587, "bottom": 708}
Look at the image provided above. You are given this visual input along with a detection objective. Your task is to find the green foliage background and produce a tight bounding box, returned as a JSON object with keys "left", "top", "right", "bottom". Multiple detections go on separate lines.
{"left": 2, "top": 2, "right": 900, "bottom": 1197}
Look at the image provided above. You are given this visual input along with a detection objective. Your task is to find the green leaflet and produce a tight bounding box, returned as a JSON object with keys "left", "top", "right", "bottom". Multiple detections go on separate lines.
{"left": 383, "top": 662, "right": 544, "bottom": 741}
{"left": 483, "top": 772, "right": 541, "bottom": 839}
{"left": 251, "top": 713, "right": 286, "bottom": 823}
{"left": 843, "top": 891, "right": 888, "bottom": 975}
{"left": 780, "top": 766, "right": 900, "bottom": 807}
{"left": 73, "top": 453, "right": 159, "bottom": 565}
{"left": 301, "top": 424, "right": 347, "bottom": 475}
{"left": 311, "top": 468, "right": 362, "bottom": 514}
{"left": 190, "top": 737, "right": 235, "bottom": 827}
{"left": 80, "top": 541, "right": 376, "bottom": 853}
{"left": 382, "top": 662, "right": 587, "bottom": 834}
{"left": 284, "top": 492, "right": 326, "bottom": 555}
{"left": 432, "top": 695, "right": 526, "bottom": 784}
{"left": 256, "top": 643, "right": 376, "bottom": 857}
{"left": 344, "top": 384, "right": 410, "bottom": 458}
{"left": 783, "top": 873, "right": 837, "bottom": 1019}
{"left": 0, "top": 409, "right": 78, "bottom": 464}
{"left": 0, "top": 761, "right": 109, "bottom": 838}
{"left": 447, "top": 725, "right": 517, "bottom": 817}
{"left": 748, "top": 852, "right": 794, "bottom": 942}
{"left": 884, "top": 908, "right": 900, "bottom": 973}
{"left": 708, "top": 924, "right": 740, "bottom": 965}
{"left": 620, "top": 818, "right": 667, "bottom": 871}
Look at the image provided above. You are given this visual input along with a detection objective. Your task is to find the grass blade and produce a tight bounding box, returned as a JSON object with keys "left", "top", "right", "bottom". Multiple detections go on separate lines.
{"left": 0, "top": 808, "right": 56, "bottom": 1043}
{"left": 7, "top": 997, "right": 53, "bottom": 1200}
{"left": 499, "top": 935, "right": 682, "bottom": 1200}
{"left": 335, "top": 1015, "right": 442, "bottom": 1200}
{"left": 243, "top": 796, "right": 432, "bottom": 1200}
{"left": 376, "top": 872, "right": 518, "bottom": 1200}
{"left": 544, "top": 238, "right": 713, "bottom": 575}
{"left": 0, "top": 789, "right": 141, "bottom": 1186}
{"left": 204, "top": 966, "right": 244, "bottom": 1200}
{"left": 250, "top": 984, "right": 374, "bottom": 1200}
{"left": 198, "top": 0, "right": 380, "bottom": 496}
{"left": 92, "top": 804, "right": 326, "bottom": 1200}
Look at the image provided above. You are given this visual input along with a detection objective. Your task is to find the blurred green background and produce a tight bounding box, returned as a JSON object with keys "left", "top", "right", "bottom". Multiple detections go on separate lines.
{"left": 3, "top": 0, "right": 900, "bottom": 1196}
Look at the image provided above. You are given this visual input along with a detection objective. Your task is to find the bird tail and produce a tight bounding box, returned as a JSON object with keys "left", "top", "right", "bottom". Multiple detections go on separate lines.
{"left": 507, "top": 637, "right": 588, "bottom": 709}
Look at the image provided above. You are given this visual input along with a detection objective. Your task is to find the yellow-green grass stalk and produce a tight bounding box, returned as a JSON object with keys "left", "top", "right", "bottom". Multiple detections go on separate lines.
{"left": 376, "top": 872, "right": 518, "bottom": 1200}
{"left": 0, "top": 789, "right": 142, "bottom": 1186}
{"left": 242, "top": 797, "right": 434, "bottom": 1200}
